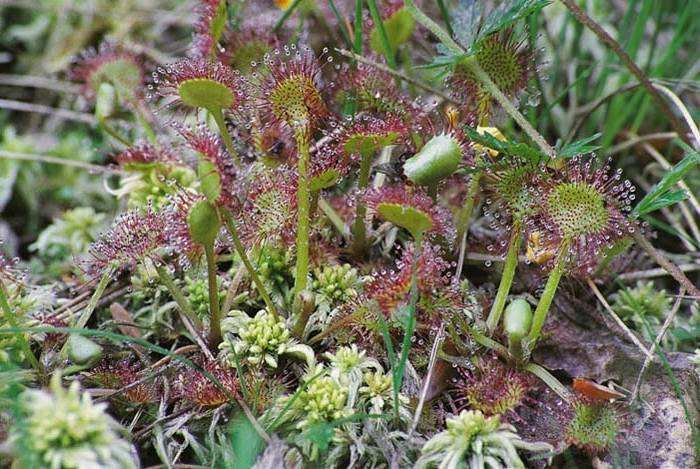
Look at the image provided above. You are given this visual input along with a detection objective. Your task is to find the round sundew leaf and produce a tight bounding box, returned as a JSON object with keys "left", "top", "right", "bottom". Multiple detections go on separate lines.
{"left": 187, "top": 199, "right": 220, "bottom": 246}
{"left": 403, "top": 134, "right": 462, "bottom": 186}
{"left": 343, "top": 131, "right": 400, "bottom": 157}
{"left": 476, "top": 39, "right": 525, "bottom": 97}
{"left": 376, "top": 202, "right": 433, "bottom": 237}
{"left": 91, "top": 59, "right": 142, "bottom": 95}
{"left": 198, "top": 160, "right": 222, "bottom": 202}
{"left": 269, "top": 75, "right": 325, "bottom": 127}
{"left": 547, "top": 182, "right": 609, "bottom": 238}
{"left": 309, "top": 168, "right": 341, "bottom": 192}
{"left": 178, "top": 78, "right": 235, "bottom": 111}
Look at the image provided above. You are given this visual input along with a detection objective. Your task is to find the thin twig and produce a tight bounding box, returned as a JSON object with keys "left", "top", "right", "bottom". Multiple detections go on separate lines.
{"left": 630, "top": 287, "right": 685, "bottom": 402}
{"left": 606, "top": 132, "right": 677, "bottom": 157}
{"left": 409, "top": 321, "right": 445, "bottom": 436}
{"left": 335, "top": 49, "right": 458, "bottom": 103}
{"left": 0, "top": 150, "right": 121, "bottom": 174}
{"left": 0, "top": 73, "right": 80, "bottom": 93}
{"left": 587, "top": 279, "right": 653, "bottom": 361}
{"left": 651, "top": 83, "right": 700, "bottom": 146}
{"left": 0, "top": 98, "right": 97, "bottom": 124}
{"left": 569, "top": 83, "right": 641, "bottom": 140}
{"left": 560, "top": 0, "right": 693, "bottom": 148}
{"left": 632, "top": 230, "right": 700, "bottom": 298}
{"left": 179, "top": 311, "right": 215, "bottom": 362}
{"left": 616, "top": 263, "right": 700, "bottom": 281}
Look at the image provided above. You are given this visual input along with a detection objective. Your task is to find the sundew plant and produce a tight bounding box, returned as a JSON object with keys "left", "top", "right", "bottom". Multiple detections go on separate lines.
{"left": 0, "top": 0, "right": 698, "bottom": 468}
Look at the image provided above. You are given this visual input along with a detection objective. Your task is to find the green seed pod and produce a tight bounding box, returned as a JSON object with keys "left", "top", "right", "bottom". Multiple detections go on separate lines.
{"left": 187, "top": 199, "right": 220, "bottom": 247}
{"left": 403, "top": 134, "right": 462, "bottom": 186}
{"left": 95, "top": 82, "right": 116, "bottom": 120}
{"left": 66, "top": 334, "right": 103, "bottom": 366}
{"left": 503, "top": 298, "right": 533, "bottom": 340}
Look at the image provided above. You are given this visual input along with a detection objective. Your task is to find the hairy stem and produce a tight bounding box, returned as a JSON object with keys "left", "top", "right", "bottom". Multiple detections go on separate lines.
{"left": 155, "top": 264, "right": 202, "bottom": 329}
{"left": 403, "top": 0, "right": 556, "bottom": 158}
{"left": 222, "top": 213, "right": 278, "bottom": 318}
{"left": 0, "top": 281, "right": 42, "bottom": 373}
{"left": 293, "top": 126, "right": 312, "bottom": 297}
{"left": 210, "top": 107, "right": 241, "bottom": 166}
{"left": 526, "top": 239, "right": 570, "bottom": 349}
{"left": 204, "top": 244, "right": 222, "bottom": 349}
{"left": 464, "top": 56, "right": 556, "bottom": 157}
{"left": 486, "top": 221, "right": 522, "bottom": 334}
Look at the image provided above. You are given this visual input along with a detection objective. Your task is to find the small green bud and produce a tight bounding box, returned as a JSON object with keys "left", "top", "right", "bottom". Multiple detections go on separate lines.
{"left": 503, "top": 298, "right": 533, "bottom": 340}
{"left": 66, "top": 335, "right": 103, "bottom": 366}
{"left": 187, "top": 200, "right": 220, "bottom": 246}
{"left": 403, "top": 134, "right": 462, "bottom": 186}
